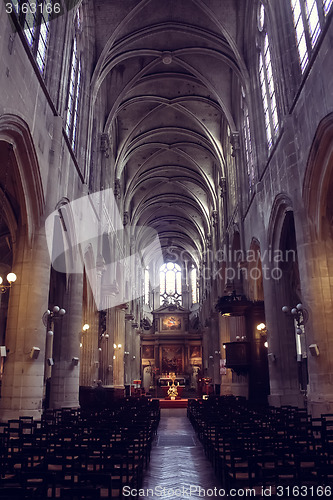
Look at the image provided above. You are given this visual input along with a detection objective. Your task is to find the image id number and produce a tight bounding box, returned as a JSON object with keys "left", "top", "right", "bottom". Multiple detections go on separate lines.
{"left": 277, "top": 485, "right": 332, "bottom": 496}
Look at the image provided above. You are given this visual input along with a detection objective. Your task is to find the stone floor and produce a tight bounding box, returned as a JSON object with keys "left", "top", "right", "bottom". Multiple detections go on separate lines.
{"left": 141, "top": 408, "right": 222, "bottom": 499}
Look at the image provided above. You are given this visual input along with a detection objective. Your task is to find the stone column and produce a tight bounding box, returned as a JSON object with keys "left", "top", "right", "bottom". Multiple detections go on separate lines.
{"left": 263, "top": 265, "right": 304, "bottom": 408}
{"left": 297, "top": 235, "right": 333, "bottom": 416}
{"left": 0, "top": 227, "right": 51, "bottom": 421}
{"left": 0, "top": 116, "right": 64, "bottom": 421}
{"left": 113, "top": 306, "right": 125, "bottom": 395}
{"left": 49, "top": 273, "right": 83, "bottom": 409}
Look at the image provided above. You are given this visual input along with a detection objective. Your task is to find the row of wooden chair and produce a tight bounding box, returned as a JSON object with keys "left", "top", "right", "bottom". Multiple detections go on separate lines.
{"left": 188, "top": 397, "right": 333, "bottom": 492}
{"left": 0, "top": 398, "right": 160, "bottom": 498}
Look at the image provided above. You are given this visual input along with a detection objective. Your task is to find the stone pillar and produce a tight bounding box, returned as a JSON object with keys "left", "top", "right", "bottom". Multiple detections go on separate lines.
{"left": 0, "top": 116, "right": 65, "bottom": 420}
{"left": 297, "top": 236, "right": 333, "bottom": 416}
{"left": 49, "top": 273, "right": 83, "bottom": 409}
{"left": 0, "top": 226, "right": 50, "bottom": 421}
{"left": 263, "top": 270, "right": 304, "bottom": 408}
{"left": 124, "top": 317, "right": 132, "bottom": 387}
{"left": 211, "top": 313, "right": 221, "bottom": 390}
{"left": 113, "top": 306, "right": 125, "bottom": 394}
{"left": 219, "top": 316, "right": 232, "bottom": 396}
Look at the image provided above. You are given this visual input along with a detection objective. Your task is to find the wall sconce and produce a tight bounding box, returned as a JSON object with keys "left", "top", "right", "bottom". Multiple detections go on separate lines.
{"left": 0, "top": 272, "right": 17, "bottom": 293}
{"left": 30, "top": 347, "right": 40, "bottom": 359}
{"left": 309, "top": 344, "right": 320, "bottom": 357}
{"left": 47, "top": 358, "right": 54, "bottom": 366}
{"left": 82, "top": 323, "right": 90, "bottom": 331}
{"left": 0, "top": 346, "right": 7, "bottom": 357}
{"left": 257, "top": 322, "right": 267, "bottom": 334}
{"left": 72, "top": 357, "right": 79, "bottom": 366}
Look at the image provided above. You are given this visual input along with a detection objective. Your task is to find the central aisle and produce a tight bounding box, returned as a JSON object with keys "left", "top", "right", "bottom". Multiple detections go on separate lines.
{"left": 141, "top": 408, "right": 221, "bottom": 499}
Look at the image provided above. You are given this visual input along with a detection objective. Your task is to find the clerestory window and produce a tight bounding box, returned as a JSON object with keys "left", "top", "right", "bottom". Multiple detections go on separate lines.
{"left": 241, "top": 87, "right": 255, "bottom": 190}
{"left": 290, "top": 0, "right": 332, "bottom": 73}
{"left": 257, "top": 3, "right": 279, "bottom": 150}
{"left": 65, "top": 10, "right": 82, "bottom": 151}
{"left": 9, "top": 0, "right": 55, "bottom": 74}
{"left": 160, "top": 262, "right": 182, "bottom": 306}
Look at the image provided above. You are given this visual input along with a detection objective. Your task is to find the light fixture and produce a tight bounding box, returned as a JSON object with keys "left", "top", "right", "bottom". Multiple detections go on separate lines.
{"left": 309, "top": 344, "right": 320, "bottom": 357}
{"left": 42, "top": 305, "right": 66, "bottom": 328}
{"left": 0, "top": 272, "right": 17, "bottom": 293}
{"left": 257, "top": 322, "right": 266, "bottom": 332}
{"left": 264, "top": 341, "right": 268, "bottom": 348}
{"left": 30, "top": 347, "right": 40, "bottom": 359}
{"left": 82, "top": 323, "right": 90, "bottom": 331}
{"left": 282, "top": 303, "right": 309, "bottom": 332}
{"left": 72, "top": 357, "right": 79, "bottom": 366}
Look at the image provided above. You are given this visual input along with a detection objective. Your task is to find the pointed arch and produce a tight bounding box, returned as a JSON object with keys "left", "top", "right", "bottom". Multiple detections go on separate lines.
{"left": 0, "top": 114, "right": 44, "bottom": 244}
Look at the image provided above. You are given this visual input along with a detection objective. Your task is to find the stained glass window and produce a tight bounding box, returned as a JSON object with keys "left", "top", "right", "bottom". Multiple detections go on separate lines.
{"left": 160, "top": 262, "right": 182, "bottom": 305}
{"left": 258, "top": 5, "right": 279, "bottom": 150}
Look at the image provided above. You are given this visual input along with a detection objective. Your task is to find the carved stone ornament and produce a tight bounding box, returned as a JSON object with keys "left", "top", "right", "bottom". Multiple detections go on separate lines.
{"left": 212, "top": 210, "right": 218, "bottom": 227}
{"left": 220, "top": 177, "right": 227, "bottom": 198}
{"left": 100, "top": 133, "right": 110, "bottom": 158}
{"left": 114, "top": 179, "right": 121, "bottom": 198}
{"left": 231, "top": 132, "right": 240, "bottom": 157}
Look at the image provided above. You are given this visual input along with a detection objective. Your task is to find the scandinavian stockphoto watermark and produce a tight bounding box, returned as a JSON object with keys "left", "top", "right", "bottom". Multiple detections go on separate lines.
{"left": 45, "top": 189, "right": 296, "bottom": 311}
{"left": 45, "top": 189, "right": 163, "bottom": 311}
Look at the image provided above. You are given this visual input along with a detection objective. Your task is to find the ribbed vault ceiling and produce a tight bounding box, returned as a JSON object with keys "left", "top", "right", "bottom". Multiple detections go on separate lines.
{"left": 92, "top": 0, "right": 247, "bottom": 265}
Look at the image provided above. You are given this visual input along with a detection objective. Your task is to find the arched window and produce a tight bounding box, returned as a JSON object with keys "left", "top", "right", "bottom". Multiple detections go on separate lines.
{"left": 144, "top": 267, "right": 150, "bottom": 306}
{"left": 160, "top": 262, "right": 182, "bottom": 305}
{"left": 324, "top": 0, "right": 333, "bottom": 14}
{"left": 290, "top": 1, "right": 332, "bottom": 73}
{"left": 190, "top": 266, "right": 199, "bottom": 305}
{"left": 10, "top": 0, "right": 52, "bottom": 74}
{"left": 241, "top": 86, "right": 255, "bottom": 190}
{"left": 65, "top": 11, "right": 82, "bottom": 151}
{"left": 258, "top": 3, "right": 279, "bottom": 149}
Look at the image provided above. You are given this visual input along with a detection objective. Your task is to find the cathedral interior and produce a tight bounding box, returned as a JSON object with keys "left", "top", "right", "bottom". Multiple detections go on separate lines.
{"left": 0, "top": 0, "right": 333, "bottom": 494}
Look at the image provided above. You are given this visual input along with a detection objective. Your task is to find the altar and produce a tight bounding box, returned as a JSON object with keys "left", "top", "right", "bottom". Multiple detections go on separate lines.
{"left": 140, "top": 304, "right": 202, "bottom": 395}
{"left": 158, "top": 375, "right": 186, "bottom": 398}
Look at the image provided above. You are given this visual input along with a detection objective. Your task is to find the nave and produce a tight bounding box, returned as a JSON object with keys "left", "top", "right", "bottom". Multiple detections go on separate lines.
{"left": 1, "top": 396, "right": 333, "bottom": 499}
{"left": 141, "top": 408, "right": 220, "bottom": 499}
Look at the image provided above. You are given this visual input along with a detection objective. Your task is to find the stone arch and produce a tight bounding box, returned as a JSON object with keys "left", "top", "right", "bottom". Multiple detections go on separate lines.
{"left": 0, "top": 115, "right": 44, "bottom": 245}
{"left": 247, "top": 238, "right": 264, "bottom": 302}
{"left": 301, "top": 113, "right": 333, "bottom": 415}
{"left": 266, "top": 194, "right": 305, "bottom": 407}
{"left": 303, "top": 113, "right": 333, "bottom": 241}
